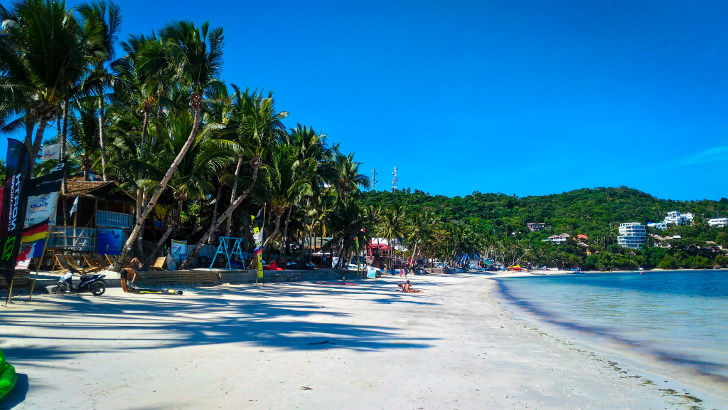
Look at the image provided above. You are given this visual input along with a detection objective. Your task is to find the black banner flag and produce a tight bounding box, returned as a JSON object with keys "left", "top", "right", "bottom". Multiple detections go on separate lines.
{"left": 0, "top": 139, "right": 31, "bottom": 283}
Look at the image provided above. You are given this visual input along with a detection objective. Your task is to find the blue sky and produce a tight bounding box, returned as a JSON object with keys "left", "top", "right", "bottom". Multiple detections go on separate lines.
{"left": 4, "top": 0, "right": 728, "bottom": 200}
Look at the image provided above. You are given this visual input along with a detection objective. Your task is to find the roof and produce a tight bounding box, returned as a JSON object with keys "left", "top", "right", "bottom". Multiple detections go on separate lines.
{"left": 61, "top": 179, "right": 136, "bottom": 204}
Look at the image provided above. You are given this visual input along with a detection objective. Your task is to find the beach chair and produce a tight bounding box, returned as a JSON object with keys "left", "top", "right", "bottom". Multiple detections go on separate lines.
{"left": 64, "top": 256, "right": 102, "bottom": 275}
{"left": 94, "top": 254, "right": 111, "bottom": 269}
{"left": 105, "top": 254, "right": 118, "bottom": 265}
{"left": 150, "top": 257, "right": 166, "bottom": 271}
{"left": 52, "top": 254, "right": 72, "bottom": 273}
{"left": 84, "top": 254, "right": 110, "bottom": 270}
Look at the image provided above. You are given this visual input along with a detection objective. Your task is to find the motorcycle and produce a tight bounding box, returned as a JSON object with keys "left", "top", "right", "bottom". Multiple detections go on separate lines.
{"left": 56, "top": 272, "right": 107, "bottom": 296}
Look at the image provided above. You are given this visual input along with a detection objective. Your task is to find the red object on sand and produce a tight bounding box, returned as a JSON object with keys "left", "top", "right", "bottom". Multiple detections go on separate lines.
{"left": 264, "top": 261, "right": 284, "bottom": 271}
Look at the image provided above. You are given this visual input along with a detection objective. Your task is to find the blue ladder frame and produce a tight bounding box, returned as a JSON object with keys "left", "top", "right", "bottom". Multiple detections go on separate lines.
{"left": 209, "top": 236, "right": 245, "bottom": 270}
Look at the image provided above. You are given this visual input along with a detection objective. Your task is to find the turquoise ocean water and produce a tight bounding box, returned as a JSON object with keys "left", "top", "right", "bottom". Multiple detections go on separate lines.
{"left": 495, "top": 270, "right": 728, "bottom": 402}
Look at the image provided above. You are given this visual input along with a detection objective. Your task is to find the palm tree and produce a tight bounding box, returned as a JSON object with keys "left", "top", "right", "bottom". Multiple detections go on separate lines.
{"left": 284, "top": 124, "right": 332, "bottom": 262}
{"left": 129, "top": 111, "right": 236, "bottom": 267}
{"left": 115, "top": 20, "right": 225, "bottom": 268}
{"left": 324, "top": 198, "right": 369, "bottom": 268}
{"left": 379, "top": 204, "right": 406, "bottom": 271}
{"left": 330, "top": 152, "right": 370, "bottom": 201}
{"left": 223, "top": 87, "right": 287, "bottom": 236}
{"left": 407, "top": 210, "right": 435, "bottom": 267}
{"left": 0, "top": 0, "right": 88, "bottom": 172}
{"left": 68, "top": 97, "right": 102, "bottom": 180}
{"left": 181, "top": 87, "right": 286, "bottom": 268}
{"left": 77, "top": 0, "right": 122, "bottom": 182}
{"left": 259, "top": 143, "right": 312, "bottom": 262}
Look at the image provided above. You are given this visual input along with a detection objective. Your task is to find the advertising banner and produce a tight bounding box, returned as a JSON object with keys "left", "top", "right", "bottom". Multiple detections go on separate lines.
{"left": 39, "top": 144, "right": 61, "bottom": 162}
{"left": 15, "top": 163, "right": 64, "bottom": 270}
{"left": 1, "top": 139, "right": 31, "bottom": 282}
{"left": 171, "top": 239, "right": 187, "bottom": 264}
{"left": 97, "top": 228, "right": 123, "bottom": 255}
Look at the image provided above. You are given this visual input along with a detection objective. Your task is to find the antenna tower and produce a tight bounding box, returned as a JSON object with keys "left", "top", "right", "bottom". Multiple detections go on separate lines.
{"left": 372, "top": 168, "right": 377, "bottom": 190}
{"left": 392, "top": 165, "right": 398, "bottom": 193}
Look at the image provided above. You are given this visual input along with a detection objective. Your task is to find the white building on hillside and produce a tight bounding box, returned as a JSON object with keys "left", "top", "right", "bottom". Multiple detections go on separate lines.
{"left": 708, "top": 217, "right": 728, "bottom": 228}
{"left": 544, "top": 233, "right": 571, "bottom": 244}
{"left": 618, "top": 222, "right": 646, "bottom": 249}
{"left": 664, "top": 211, "right": 694, "bottom": 226}
{"left": 647, "top": 222, "right": 667, "bottom": 230}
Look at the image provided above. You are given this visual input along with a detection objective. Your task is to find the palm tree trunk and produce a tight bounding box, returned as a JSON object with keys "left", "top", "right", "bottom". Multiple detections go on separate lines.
{"left": 113, "top": 106, "right": 203, "bottom": 271}
{"left": 278, "top": 205, "right": 293, "bottom": 263}
{"left": 134, "top": 110, "right": 151, "bottom": 255}
{"left": 181, "top": 157, "right": 261, "bottom": 268}
{"left": 262, "top": 210, "right": 282, "bottom": 253}
{"left": 98, "top": 96, "right": 108, "bottom": 182}
{"left": 144, "top": 198, "right": 182, "bottom": 268}
{"left": 209, "top": 181, "right": 223, "bottom": 243}
{"left": 410, "top": 242, "right": 418, "bottom": 267}
{"left": 300, "top": 199, "right": 310, "bottom": 262}
{"left": 225, "top": 156, "right": 243, "bottom": 236}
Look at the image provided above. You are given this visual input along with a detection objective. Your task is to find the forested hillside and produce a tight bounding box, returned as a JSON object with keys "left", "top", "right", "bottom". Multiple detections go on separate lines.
{"left": 360, "top": 187, "right": 728, "bottom": 270}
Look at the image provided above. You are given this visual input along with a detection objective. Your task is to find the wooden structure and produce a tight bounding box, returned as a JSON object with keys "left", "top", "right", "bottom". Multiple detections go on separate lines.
{"left": 34, "top": 177, "right": 137, "bottom": 270}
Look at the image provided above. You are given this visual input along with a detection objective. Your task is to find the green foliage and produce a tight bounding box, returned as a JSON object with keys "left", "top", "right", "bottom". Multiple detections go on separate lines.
{"left": 361, "top": 187, "right": 728, "bottom": 270}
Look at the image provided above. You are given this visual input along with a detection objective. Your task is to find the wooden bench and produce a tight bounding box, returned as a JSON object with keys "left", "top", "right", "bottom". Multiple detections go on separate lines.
{"left": 136, "top": 270, "right": 220, "bottom": 285}
{"left": 0, "top": 270, "right": 30, "bottom": 289}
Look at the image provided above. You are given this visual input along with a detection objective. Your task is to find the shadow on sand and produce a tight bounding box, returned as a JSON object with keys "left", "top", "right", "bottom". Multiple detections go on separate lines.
{"left": 2, "top": 280, "right": 439, "bottom": 371}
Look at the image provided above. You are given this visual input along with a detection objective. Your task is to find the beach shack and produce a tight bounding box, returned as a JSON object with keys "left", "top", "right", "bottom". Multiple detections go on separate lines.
{"left": 45, "top": 177, "right": 136, "bottom": 266}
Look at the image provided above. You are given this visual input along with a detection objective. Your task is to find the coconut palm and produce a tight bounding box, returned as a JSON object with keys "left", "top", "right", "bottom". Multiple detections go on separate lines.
{"left": 330, "top": 152, "right": 370, "bottom": 201}
{"left": 324, "top": 197, "right": 369, "bottom": 268}
{"left": 223, "top": 87, "right": 287, "bottom": 235}
{"left": 379, "top": 204, "right": 406, "bottom": 270}
{"left": 407, "top": 210, "right": 436, "bottom": 267}
{"left": 77, "top": 0, "right": 122, "bottom": 182}
{"left": 0, "top": 0, "right": 88, "bottom": 171}
{"left": 115, "top": 20, "right": 225, "bottom": 268}
{"left": 180, "top": 87, "right": 286, "bottom": 268}
{"left": 284, "top": 124, "right": 333, "bottom": 262}
{"left": 259, "top": 143, "right": 313, "bottom": 262}
{"left": 125, "top": 111, "right": 236, "bottom": 266}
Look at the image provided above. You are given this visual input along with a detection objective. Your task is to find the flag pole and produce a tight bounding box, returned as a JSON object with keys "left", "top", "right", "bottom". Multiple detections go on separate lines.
{"left": 4, "top": 278, "right": 14, "bottom": 306}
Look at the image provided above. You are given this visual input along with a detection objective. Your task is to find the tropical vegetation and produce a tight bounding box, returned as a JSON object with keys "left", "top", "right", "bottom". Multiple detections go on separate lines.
{"left": 1, "top": 1, "right": 727, "bottom": 273}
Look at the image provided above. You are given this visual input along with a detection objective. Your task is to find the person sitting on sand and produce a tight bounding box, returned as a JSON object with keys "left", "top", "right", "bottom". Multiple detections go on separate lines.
{"left": 397, "top": 280, "right": 423, "bottom": 293}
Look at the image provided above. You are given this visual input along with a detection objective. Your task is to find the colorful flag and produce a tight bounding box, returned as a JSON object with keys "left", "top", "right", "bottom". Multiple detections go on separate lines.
{"left": 0, "top": 139, "right": 31, "bottom": 282}
{"left": 69, "top": 195, "right": 79, "bottom": 216}
{"left": 251, "top": 207, "right": 264, "bottom": 279}
{"left": 39, "top": 144, "right": 61, "bottom": 162}
{"left": 15, "top": 162, "right": 64, "bottom": 270}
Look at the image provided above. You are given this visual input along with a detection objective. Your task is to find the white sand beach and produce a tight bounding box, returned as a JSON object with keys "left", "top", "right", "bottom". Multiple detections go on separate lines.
{"left": 1, "top": 273, "right": 704, "bottom": 409}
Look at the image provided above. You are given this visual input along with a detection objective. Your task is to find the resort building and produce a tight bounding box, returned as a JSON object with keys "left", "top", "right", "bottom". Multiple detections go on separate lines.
{"left": 544, "top": 233, "right": 570, "bottom": 244}
{"left": 617, "top": 222, "right": 646, "bottom": 249}
{"left": 527, "top": 222, "right": 546, "bottom": 232}
{"left": 647, "top": 222, "right": 668, "bottom": 230}
{"left": 664, "top": 211, "right": 694, "bottom": 226}
{"left": 708, "top": 217, "right": 728, "bottom": 228}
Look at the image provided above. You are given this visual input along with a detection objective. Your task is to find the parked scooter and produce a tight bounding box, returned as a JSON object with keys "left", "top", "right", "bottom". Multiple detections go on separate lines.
{"left": 56, "top": 272, "right": 107, "bottom": 296}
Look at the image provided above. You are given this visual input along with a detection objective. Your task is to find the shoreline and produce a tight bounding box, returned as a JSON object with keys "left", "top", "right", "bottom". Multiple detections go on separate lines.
{"left": 488, "top": 270, "right": 728, "bottom": 408}
{"left": 1, "top": 273, "right": 710, "bottom": 408}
